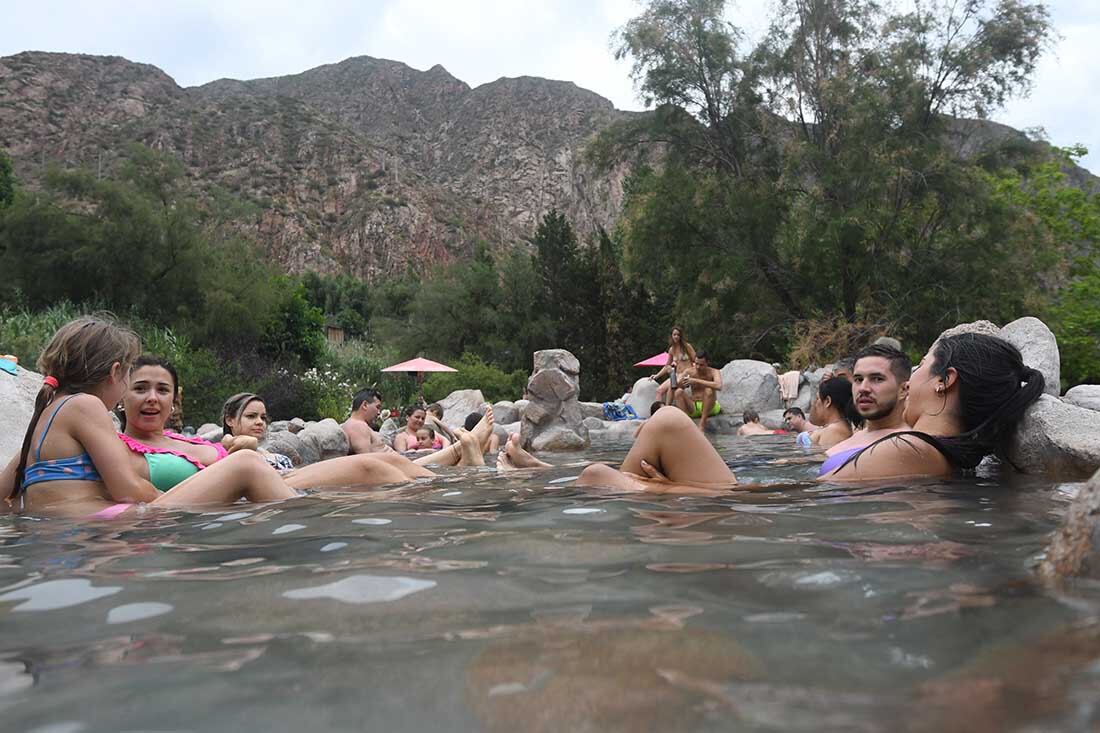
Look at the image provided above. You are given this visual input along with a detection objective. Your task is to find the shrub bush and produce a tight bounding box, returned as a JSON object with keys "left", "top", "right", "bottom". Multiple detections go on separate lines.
{"left": 421, "top": 352, "right": 527, "bottom": 404}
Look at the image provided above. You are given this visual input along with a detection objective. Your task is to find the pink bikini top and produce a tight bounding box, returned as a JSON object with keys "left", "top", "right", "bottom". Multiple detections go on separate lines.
{"left": 117, "top": 431, "right": 228, "bottom": 470}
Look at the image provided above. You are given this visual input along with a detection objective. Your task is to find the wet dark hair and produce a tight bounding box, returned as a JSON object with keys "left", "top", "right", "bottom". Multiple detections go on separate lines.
{"left": 742, "top": 409, "right": 759, "bottom": 423}
{"left": 838, "top": 333, "right": 1045, "bottom": 473}
{"left": 352, "top": 388, "right": 382, "bottom": 411}
{"left": 649, "top": 402, "right": 664, "bottom": 416}
{"left": 117, "top": 354, "right": 180, "bottom": 431}
{"left": 818, "top": 376, "right": 862, "bottom": 428}
{"left": 464, "top": 412, "right": 482, "bottom": 431}
{"left": 404, "top": 405, "right": 426, "bottom": 419}
{"left": 853, "top": 344, "right": 912, "bottom": 383}
{"left": 695, "top": 350, "right": 708, "bottom": 362}
{"left": 927, "top": 333, "right": 1045, "bottom": 467}
{"left": 783, "top": 407, "right": 805, "bottom": 419}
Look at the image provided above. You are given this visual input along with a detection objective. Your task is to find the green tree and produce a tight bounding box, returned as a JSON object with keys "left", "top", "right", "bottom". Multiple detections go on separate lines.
{"left": 260, "top": 280, "right": 326, "bottom": 368}
{"left": 0, "top": 150, "right": 14, "bottom": 209}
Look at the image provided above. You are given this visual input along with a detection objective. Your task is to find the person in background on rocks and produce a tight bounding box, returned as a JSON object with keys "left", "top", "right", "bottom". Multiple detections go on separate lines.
{"left": 220, "top": 392, "right": 294, "bottom": 472}
{"left": 809, "top": 376, "right": 859, "bottom": 449}
{"left": 464, "top": 412, "right": 501, "bottom": 454}
{"left": 820, "top": 333, "right": 1043, "bottom": 480}
{"left": 737, "top": 410, "right": 774, "bottom": 436}
{"left": 783, "top": 407, "right": 819, "bottom": 447}
{"left": 825, "top": 356, "right": 855, "bottom": 382}
{"left": 342, "top": 388, "right": 389, "bottom": 454}
{"left": 673, "top": 351, "right": 723, "bottom": 431}
{"left": 650, "top": 326, "right": 696, "bottom": 403}
{"left": 424, "top": 402, "right": 454, "bottom": 447}
{"left": 818, "top": 344, "right": 912, "bottom": 475}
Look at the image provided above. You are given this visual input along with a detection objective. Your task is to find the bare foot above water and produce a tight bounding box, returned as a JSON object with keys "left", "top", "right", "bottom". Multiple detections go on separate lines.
{"left": 496, "top": 433, "right": 552, "bottom": 471}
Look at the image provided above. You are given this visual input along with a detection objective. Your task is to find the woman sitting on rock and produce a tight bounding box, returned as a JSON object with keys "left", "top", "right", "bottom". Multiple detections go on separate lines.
{"left": 650, "top": 326, "right": 696, "bottom": 403}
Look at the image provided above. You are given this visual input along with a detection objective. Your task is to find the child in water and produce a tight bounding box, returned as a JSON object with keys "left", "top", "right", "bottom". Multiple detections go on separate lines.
{"left": 416, "top": 427, "right": 443, "bottom": 450}
{"left": 2, "top": 316, "right": 297, "bottom": 518}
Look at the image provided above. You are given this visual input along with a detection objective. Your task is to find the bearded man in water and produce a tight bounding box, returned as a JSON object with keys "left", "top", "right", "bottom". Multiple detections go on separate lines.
{"left": 819, "top": 344, "right": 911, "bottom": 471}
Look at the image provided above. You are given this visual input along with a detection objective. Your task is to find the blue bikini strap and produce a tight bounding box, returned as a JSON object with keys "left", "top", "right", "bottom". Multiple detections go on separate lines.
{"left": 34, "top": 395, "right": 79, "bottom": 462}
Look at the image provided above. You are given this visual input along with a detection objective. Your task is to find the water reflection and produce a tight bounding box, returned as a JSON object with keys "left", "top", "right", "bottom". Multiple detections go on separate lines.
{"left": 0, "top": 437, "right": 1094, "bottom": 731}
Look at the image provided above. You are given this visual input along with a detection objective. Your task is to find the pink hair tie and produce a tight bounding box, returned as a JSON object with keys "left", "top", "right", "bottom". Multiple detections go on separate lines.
{"left": 43, "top": 376, "right": 59, "bottom": 389}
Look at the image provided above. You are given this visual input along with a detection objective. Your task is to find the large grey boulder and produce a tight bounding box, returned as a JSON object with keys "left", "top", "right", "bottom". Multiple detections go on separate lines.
{"left": 759, "top": 409, "right": 788, "bottom": 431}
{"left": 262, "top": 431, "right": 308, "bottom": 467}
{"left": 1008, "top": 395, "right": 1100, "bottom": 478}
{"left": 794, "top": 369, "right": 825, "bottom": 414}
{"left": 298, "top": 418, "right": 349, "bottom": 462}
{"left": 439, "top": 389, "right": 487, "bottom": 425}
{"left": 935, "top": 320, "right": 1000, "bottom": 342}
{"left": 492, "top": 401, "right": 519, "bottom": 425}
{"left": 626, "top": 377, "right": 660, "bottom": 418}
{"left": 533, "top": 349, "right": 580, "bottom": 381}
{"left": 1037, "top": 467, "right": 1100, "bottom": 583}
{"left": 999, "top": 316, "right": 1060, "bottom": 396}
{"left": 717, "top": 360, "right": 783, "bottom": 416}
{"left": 0, "top": 365, "right": 42, "bottom": 466}
{"left": 579, "top": 402, "right": 605, "bottom": 420}
{"left": 520, "top": 349, "right": 589, "bottom": 451}
{"left": 378, "top": 417, "right": 400, "bottom": 447}
{"left": 1065, "top": 385, "right": 1100, "bottom": 413}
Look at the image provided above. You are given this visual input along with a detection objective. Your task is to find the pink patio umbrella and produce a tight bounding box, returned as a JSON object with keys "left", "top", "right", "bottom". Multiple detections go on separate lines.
{"left": 382, "top": 357, "right": 458, "bottom": 385}
{"left": 634, "top": 352, "right": 670, "bottom": 368}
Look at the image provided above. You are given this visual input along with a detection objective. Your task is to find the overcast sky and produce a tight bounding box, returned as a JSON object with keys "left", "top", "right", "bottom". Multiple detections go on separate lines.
{"left": 4, "top": 0, "right": 1098, "bottom": 172}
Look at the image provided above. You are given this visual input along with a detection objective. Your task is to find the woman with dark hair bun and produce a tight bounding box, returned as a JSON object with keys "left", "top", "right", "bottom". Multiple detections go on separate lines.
{"left": 822, "top": 333, "right": 1044, "bottom": 480}
{"left": 809, "top": 376, "right": 859, "bottom": 449}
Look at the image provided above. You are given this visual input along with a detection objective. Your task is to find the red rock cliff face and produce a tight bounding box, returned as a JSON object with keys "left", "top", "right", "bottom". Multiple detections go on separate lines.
{"left": 0, "top": 52, "right": 637, "bottom": 280}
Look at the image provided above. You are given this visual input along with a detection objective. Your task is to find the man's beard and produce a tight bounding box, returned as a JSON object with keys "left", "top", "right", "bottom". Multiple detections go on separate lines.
{"left": 858, "top": 398, "right": 898, "bottom": 422}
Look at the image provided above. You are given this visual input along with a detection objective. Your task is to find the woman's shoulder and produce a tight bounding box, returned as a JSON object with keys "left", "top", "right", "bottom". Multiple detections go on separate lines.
{"left": 831, "top": 432, "right": 952, "bottom": 481}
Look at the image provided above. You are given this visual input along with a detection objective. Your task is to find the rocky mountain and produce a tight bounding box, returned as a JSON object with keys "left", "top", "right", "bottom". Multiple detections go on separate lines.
{"left": 0, "top": 52, "right": 637, "bottom": 279}
{"left": 1, "top": 52, "right": 1095, "bottom": 280}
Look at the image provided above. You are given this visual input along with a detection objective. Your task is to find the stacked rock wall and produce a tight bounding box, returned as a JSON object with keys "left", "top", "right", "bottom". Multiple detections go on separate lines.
{"left": 520, "top": 349, "right": 590, "bottom": 451}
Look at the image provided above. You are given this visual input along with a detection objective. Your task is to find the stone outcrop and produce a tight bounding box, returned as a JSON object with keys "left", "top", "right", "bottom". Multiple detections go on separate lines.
{"left": 999, "top": 316, "right": 1060, "bottom": 396}
{"left": 625, "top": 377, "right": 659, "bottom": 418}
{"left": 0, "top": 52, "right": 636, "bottom": 281}
{"left": 717, "top": 360, "right": 783, "bottom": 417}
{"left": 491, "top": 401, "right": 520, "bottom": 425}
{"left": 578, "top": 402, "right": 605, "bottom": 420}
{"left": 1064, "top": 385, "right": 1100, "bottom": 413}
{"left": 438, "top": 389, "right": 487, "bottom": 426}
{"left": 1008, "top": 395, "right": 1100, "bottom": 478}
{"left": 1037, "top": 467, "right": 1100, "bottom": 582}
{"left": 297, "top": 418, "right": 349, "bottom": 462}
{"left": 520, "top": 349, "right": 589, "bottom": 451}
{"left": 935, "top": 320, "right": 1001, "bottom": 342}
{"left": 0, "top": 365, "right": 43, "bottom": 466}
{"left": 262, "top": 429, "right": 311, "bottom": 467}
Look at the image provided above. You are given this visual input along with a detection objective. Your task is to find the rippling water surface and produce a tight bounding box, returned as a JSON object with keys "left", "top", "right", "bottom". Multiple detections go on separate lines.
{"left": 2, "top": 435, "right": 1099, "bottom": 732}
